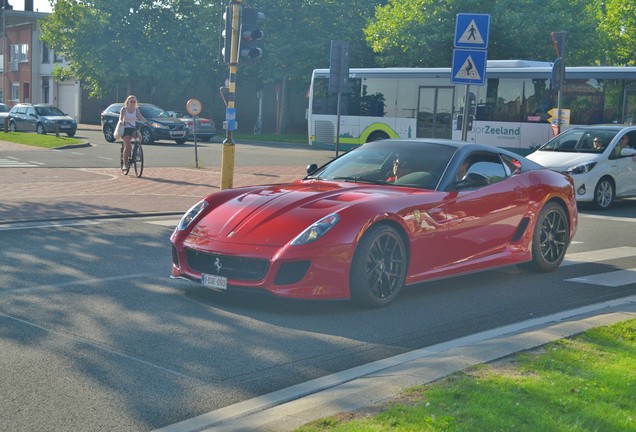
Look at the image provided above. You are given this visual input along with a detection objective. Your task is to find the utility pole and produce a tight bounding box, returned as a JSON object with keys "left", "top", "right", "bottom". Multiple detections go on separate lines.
{"left": 219, "top": 1, "right": 264, "bottom": 190}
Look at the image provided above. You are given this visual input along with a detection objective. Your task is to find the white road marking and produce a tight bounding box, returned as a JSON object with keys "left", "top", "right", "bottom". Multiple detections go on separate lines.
{"left": 0, "top": 220, "right": 104, "bottom": 232}
{"left": 566, "top": 268, "right": 636, "bottom": 287}
{"left": 145, "top": 219, "right": 180, "bottom": 227}
{"left": 580, "top": 213, "right": 636, "bottom": 223}
{"left": 562, "top": 246, "right": 636, "bottom": 266}
{"left": 0, "top": 157, "right": 41, "bottom": 168}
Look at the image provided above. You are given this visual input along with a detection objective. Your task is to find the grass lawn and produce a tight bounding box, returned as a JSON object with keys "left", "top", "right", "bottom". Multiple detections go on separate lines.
{"left": 0, "top": 131, "right": 84, "bottom": 148}
{"left": 233, "top": 133, "right": 307, "bottom": 144}
{"left": 297, "top": 318, "right": 636, "bottom": 432}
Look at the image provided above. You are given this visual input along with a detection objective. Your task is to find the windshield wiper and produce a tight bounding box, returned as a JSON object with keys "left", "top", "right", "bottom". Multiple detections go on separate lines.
{"left": 332, "top": 176, "right": 389, "bottom": 185}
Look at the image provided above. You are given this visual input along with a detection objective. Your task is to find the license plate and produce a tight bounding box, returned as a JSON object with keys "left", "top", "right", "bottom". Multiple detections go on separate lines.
{"left": 201, "top": 273, "right": 227, "bottom": 291}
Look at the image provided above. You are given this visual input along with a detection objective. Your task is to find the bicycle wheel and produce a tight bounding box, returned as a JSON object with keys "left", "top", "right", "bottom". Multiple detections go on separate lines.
{"left": 133, "top": 142, "right": 144, "bottom": 178}
{"left": 120, "top": 143, "right": 130, "bottom": 175}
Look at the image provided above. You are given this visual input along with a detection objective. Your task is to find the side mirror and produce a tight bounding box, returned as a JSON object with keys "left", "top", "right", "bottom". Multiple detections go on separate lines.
{"left": 306, "top": 163, "right": 318, "bottom": 175}
{"left": 620, "top": 148, "right": 636, "bottom": 157}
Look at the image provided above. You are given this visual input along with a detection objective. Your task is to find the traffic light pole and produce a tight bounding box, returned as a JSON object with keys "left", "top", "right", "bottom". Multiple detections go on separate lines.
{"left": 220, "top": 0, "right": 242, "bottom": 190}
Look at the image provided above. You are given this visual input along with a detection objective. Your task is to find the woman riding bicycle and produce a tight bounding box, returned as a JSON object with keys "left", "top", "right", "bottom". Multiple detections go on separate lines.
{"left": 120, "top": 95, "right": 149, "bottom": 169}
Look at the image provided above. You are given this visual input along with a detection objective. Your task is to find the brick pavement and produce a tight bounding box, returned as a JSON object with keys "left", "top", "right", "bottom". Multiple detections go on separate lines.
{"left": 0, "top": 164, "right": 307, "bottom": 224}
{"left": 0, "top": 127, "right": 315, "bottom": 223}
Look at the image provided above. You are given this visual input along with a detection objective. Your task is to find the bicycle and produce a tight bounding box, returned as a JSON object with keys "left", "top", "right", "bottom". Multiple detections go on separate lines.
{"left": 120, "top": 128, "right": 144, "bottom": 177}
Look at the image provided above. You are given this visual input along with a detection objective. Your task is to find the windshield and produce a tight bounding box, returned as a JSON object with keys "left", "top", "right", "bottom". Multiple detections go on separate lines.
{"left": 538, "top": 128, "right": 619, "bottom": 153}
{"left": 310, "top": 141, "right": 457, "bottom": 190}
{"left": 35, "top": 106, "right": 65, "bottom": 116}
{"left": 139, "top": 106, "right": 170, "bottom": 119}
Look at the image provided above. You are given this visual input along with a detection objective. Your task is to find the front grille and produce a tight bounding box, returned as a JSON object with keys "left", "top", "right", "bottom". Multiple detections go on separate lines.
{"left": 169, "top": 124, "right": 186, "bottom": 131}
{"left": 185, "top": 248, "right": 269, "bottom": 281}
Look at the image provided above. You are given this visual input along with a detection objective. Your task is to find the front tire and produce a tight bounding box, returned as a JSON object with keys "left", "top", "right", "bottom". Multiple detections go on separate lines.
{"left": 527, "top": 202, "right": 569, "bottom": 272}
{"left": 140, "top": 127, "right": 154, "bottom": 145}
{"left": 592, "top": 177, "right": 615, "bottom": 210}
{"left": 133, "top": 144, "right": 144, "bottom": 178}
{"left": 350, "top": 224, "right": 407, "bottom": 307}
{"left": 175, "top": 138, "right": 186, "bottom": 145}
{"left": 9, "top": 121, "right": 17, "bottom": 132}
{"left": 36, "top": 123, "right": 47, "bottom": 135}
{"left": 367, "top": 131, "right": 390, "bottom": 143}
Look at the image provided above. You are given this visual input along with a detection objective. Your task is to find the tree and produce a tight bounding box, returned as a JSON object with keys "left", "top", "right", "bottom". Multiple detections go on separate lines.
{"left": 598, "top": 0, "right": 636, "bottom": 65}
{"left": 240, "top": 0, "right": 383, "bottom": 132}
{"left": 41, "top": 0, "right": 220, "bottom": 99}
{"left": 364, "top": 0, "right": 606, "bottom": 67}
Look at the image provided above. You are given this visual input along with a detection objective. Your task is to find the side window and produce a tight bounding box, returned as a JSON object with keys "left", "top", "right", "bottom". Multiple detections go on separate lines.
{"left": 455, "top": 152, "right": 508, "bottom": 189}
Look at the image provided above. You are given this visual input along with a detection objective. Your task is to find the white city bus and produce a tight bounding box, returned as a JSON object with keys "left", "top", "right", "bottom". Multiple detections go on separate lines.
{"left": 307, "top": 60, "right": 636, "bottom": 152}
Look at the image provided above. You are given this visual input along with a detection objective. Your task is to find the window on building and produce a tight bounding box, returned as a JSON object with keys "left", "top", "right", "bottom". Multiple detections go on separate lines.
{"left": 10, "top": 44, "right": 29, "bottom": 63}
{"left": 42, "top": 77, "right": 50, "bottom": 104}
{"left": 23, "top": 82, "right": 30, "bottom": 103}
{"left": 42, "top": 42, "right": 50, "bottom": 63}
{"left": 11, "top": 82, "right": 20, "bottom": 102}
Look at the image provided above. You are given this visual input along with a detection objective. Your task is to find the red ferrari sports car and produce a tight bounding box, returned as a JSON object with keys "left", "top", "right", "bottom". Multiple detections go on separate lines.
{"left": 171, "top": 139, "right": 578, "bottom": 307}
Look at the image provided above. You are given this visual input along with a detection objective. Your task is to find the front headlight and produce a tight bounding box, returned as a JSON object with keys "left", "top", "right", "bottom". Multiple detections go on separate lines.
{"left": 177, "top": 200, "right": 208, "bottom": 231}
{"left": 565, "top": 161, "right": 596, "bottom": 175}
{"left": 149, "top": 122, "right": 166, "bottom": 129}
{"left": 291, "top": 213, "right": 340, "bottom": 245}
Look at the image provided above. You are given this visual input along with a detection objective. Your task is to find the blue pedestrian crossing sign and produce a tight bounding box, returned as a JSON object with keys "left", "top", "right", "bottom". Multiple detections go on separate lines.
{"left": 451, "top": 49, "right": 487, "bottom": 85}
{"left": 454, "top": 13, "right": 490, "bottom": 49}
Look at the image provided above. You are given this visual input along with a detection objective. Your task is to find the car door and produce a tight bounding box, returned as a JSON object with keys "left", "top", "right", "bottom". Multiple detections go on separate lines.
{"left": 24, "top": 107, "right": 37, "bottom": 132}
{"left": 612, "top": 133, "right": 636, "bottom": 197}
{"left": 441, "top": 152, "right": 528, "bottom": 269}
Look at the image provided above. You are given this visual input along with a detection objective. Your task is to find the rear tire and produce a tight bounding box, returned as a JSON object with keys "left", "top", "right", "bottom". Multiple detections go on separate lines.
{"left": 527, "top": 202, "right": 569, "bottom": 272}
{"left": 350, "top": 224, "right": 407, "bottom": 307}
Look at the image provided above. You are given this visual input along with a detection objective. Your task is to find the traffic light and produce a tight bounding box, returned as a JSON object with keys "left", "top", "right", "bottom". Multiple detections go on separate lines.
{"left": 239, "top": 7, "right": 264, "bottom": 61}
{"left": 219, "top": 6, "right": 232, "bottom": 64}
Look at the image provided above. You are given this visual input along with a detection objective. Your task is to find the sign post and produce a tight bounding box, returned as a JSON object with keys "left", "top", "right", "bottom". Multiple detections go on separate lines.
{"left": 187, "top": 98, "right": 202, "bottom": 168}
{"left": 452, "top": 13, "right": 490, "bottom": 141}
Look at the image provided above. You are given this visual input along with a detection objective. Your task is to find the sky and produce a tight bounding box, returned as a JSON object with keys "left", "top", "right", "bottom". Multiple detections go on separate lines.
{"left": 10, "top": 1, "right": 53, "bottom": 13}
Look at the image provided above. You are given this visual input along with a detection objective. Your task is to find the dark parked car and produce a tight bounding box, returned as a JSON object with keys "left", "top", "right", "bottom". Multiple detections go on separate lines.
{"left": 167, "top": 110, "right": 216, "bottom": 142}
{"left": 101, "top": 103, "right": 188, "bottom": 145}
{"left": 0, "top": 103, "right": 10, "bottom": 119}
{"left": 8, "top": 103, "right": 77, "bottom": 137}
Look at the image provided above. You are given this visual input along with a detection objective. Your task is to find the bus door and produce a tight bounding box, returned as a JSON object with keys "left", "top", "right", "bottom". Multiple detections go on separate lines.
{"left": 625, "top": 84, "right": 636, "bottom": 124}
{"left": 417, "top": 87, "right": 454, "bottom": 139}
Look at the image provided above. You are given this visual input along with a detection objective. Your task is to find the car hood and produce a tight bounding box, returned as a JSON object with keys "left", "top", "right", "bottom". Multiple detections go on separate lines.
{"left": 147, "top": 117, "right": 184, "bottom": 125}
{"left": 187, "top": 181, "right": 425, "bottom": 246}
{"left": 42, "top": 115, "right": 75, "bottom": 122}
{"left": 526, "top": 151, "right": 599, "bottom": 170}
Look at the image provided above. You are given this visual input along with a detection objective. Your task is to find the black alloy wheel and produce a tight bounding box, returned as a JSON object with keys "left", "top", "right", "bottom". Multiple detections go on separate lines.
{"left": 528, "top": 201, "right": 569, "bottom": 272}
{"left": 350, "top": 224, "right": 407, "bottom": 307}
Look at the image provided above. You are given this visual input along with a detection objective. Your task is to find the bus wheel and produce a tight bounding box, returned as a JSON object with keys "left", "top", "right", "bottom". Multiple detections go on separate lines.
{"left": 367, "top": 131, "right": 389, "bottom": 142}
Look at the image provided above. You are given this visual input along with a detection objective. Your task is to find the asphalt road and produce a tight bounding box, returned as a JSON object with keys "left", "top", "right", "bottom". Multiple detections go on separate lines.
{"left": 0, "top": 129, "right": 335, "bottom": 169}
{"left": 1, "top": 206, "right": 636, "bottom": 431}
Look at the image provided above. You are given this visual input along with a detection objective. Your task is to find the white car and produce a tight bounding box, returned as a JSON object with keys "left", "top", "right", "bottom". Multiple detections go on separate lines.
{"left": 527, "top": 125, "right": 636, "bottom": 210}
